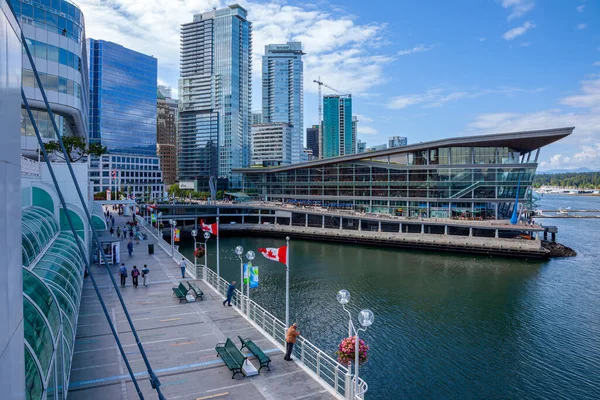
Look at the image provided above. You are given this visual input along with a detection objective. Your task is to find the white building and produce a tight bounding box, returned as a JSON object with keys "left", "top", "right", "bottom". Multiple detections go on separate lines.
{"left": 251, "top": 123, "right": 292, "bottom": 167}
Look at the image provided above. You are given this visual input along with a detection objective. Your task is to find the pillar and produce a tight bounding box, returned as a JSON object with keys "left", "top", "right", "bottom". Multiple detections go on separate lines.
{"left": 305, "top": 213, "right": 308, "bottom": 227}
{"left": 358, "top": 220, "right": 362, "bottom": 231}
{"left": 469, "top": 228, "right": 473, "bottom": 237}
{"left": 274, "top": 216, "right": 278, "bottom": 225}
{"left": 421, "top": 224, "right": 425, "bottom": 234}
{"left": 242, "top": 215, "right": 245, "bottom": 224}
{"left": 378, "top": 221, "right": 382, "bottom": 232}
{"left": 444, "top": 225, "right": 448, "bottom": 235}
{"left": 399, "top": 223, "right": 403, "bottom": 233}
{"left": 290, "top": 216, "right": 292, "bottom": 226}
{"left": 322, "top": 215, "right": 325, "bottom": 228}
{"left": 258, "top": 215, "right": 261, "bottom": 224}
{"left": 551, "top": 232, "right": 556, "bottom": 242}
{"left": 340, "top": 217, "right": 343, "bottom": 229}
{"left": 495, "top": 229, "right": 499, "bottom": 239}
{"left": 544, "top": 230, "right": 548, "bottom": 240}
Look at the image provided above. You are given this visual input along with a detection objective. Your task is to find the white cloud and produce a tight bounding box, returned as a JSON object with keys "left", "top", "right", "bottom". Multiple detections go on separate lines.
{"left": 520, "top": 42, "right": 532, "bottom": 47}
{"left": 577, "top": 23, "right": 588, "bottom": 30}
{"left": 577, "top": 5, "right": 585, "bottom": 12}
{"left": 503, "top": 21, "right": 536, "bottom": 40}
{"left": 358, "top": 126, "right": 378, "bottom": 135}
{"left": 397, "top": 44, "right": 433, "bottom": 56}
{"left": 560, "top": 77, "right": 600, "bottom": 111}
{"left": 478, "top": 37, "right": 486, "bottom": 42}
{"left": 355, "top": 114, "right": 374, "bottom": 123}
{"left": 594, "top": 62, "right": 600, "bottom": 67}
{"left": 501, "top": 0, "right": 535, "bottom": 21}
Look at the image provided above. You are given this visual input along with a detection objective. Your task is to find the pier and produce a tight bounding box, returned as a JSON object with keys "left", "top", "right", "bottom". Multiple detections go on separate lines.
{"left": 69, "top": 213, "right": 357, "bottom": 399}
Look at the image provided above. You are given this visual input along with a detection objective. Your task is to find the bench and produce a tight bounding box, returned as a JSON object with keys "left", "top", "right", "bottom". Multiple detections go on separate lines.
{"left": 238, "top": 336, "right": 271, "bottom": 372}
{"left": 187, "top": 281, "right": 204, "bottom": 300}
{"left": 172, "top": 282, "right": 189, "bottom": 303}
{"left": 215, "top": 338, "right": 247, "bottom": 378}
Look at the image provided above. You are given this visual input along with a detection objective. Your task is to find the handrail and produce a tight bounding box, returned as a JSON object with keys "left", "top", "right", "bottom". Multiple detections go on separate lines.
{"left": 450, "top": 181, "right": 481, "bottom": 199}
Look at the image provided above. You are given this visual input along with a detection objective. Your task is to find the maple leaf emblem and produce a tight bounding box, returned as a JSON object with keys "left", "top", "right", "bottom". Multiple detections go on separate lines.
{"left": 267, "top": 250, "right": 275, "bottom": 258}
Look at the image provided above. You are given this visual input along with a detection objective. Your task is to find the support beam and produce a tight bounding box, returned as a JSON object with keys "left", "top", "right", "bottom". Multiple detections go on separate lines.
{"left": 444, "top": 225, "right": 448, "bottom": 235}
{"left": 495, "top": 229, "right": 499, "bottom": 239}
{"left": 305, "top": 214, "right": 308, "bottom": 227}
{"left": 421, "top": 224, "right": 425, "bottom": 234}
{"left": 469, "top": 228, "right": 473, "bottom": 237}
{"left": 322, "top": 215, "right": 325, "bottom": 229}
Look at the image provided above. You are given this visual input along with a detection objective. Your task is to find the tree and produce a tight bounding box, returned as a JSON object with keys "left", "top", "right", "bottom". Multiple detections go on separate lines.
{"left": 43, "top": 136, "right": 106, "bottom": 162}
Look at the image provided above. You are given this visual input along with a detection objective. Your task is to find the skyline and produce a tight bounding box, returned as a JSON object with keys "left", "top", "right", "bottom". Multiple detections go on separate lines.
{"left": 74, "top": 0, "right": 599, "bottom": 171}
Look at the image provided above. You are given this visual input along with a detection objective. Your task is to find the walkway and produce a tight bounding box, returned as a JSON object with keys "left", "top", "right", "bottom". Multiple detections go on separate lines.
{"left": 68, "top": 212, "right": 334, "bottom": 400}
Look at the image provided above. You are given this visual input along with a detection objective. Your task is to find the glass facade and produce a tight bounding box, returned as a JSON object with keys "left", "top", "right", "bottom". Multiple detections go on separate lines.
{"left": 8, "top": 0, "right": 84, "bottom": 43}
{"left": 88, "top": 39, "right": 158, "bottom": 155}
{"left": 322, "top": 95, "right": 353, "bottom": 158}
{"left": 262, "top": 42, "right": 304, "bottom": 164}
{"left": 240, "top": 130, "right": 575, "bottom": 220}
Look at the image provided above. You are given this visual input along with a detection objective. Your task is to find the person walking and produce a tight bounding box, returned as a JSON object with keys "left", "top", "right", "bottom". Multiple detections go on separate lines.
{"left": 127, "top": 240, "right": 134, "bottom": 256}
{"left": 119, "top": 263, "right": 127, "bottom": 287}
{"left": 109, "top": 226, "right": 114, "bottom": 236}
{"left": 222, "top": 281, "right": 236, "bottom": 307}
{"left": 116, "top": 226, "right": 121, "bottom": 239}
{"left": 141, "top": 264, "right": 149, "bottom": 287}
{"left": 284, "top": 323, "right": 300, "bottom": 361}
{"left": 179, "top": 259, "right": 187, "bottom": 279}
{"left": 131, "top": 265, "right": 140, "bottom": 288}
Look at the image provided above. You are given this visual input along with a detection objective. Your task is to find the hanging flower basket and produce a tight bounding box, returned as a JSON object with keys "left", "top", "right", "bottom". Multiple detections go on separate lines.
{"left": 336, "top": 336, "right": 369, "bottom": 366}
{"left": 194, "top": 247, "right": 205, "bottom": 258}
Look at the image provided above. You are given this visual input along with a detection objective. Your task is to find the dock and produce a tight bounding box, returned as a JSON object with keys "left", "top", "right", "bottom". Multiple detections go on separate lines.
{"left": 68, "top": 214, "right": 347, "bottom": 399}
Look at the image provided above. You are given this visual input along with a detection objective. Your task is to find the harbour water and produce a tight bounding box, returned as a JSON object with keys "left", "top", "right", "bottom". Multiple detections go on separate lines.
{"left": 178, "top": 195, "right": 600, "bottom": 399}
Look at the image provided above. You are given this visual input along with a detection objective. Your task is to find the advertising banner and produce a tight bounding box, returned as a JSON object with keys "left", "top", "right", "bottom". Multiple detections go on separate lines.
{"left": 174, "top": 228, "right": 180, "bottom": 242}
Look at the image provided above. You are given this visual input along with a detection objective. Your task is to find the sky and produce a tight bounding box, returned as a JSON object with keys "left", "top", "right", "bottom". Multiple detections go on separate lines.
{"left": 77, "top": 0, "right": 600, "bottom": 171}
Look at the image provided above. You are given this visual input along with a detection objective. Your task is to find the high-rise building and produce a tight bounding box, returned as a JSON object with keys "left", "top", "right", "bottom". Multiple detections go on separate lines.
{"left": 322, "top": 94, "right": 353, "bottom": 158}
{"left": 157, "top": 87, "right": 178, "bottom": 186}
{"left": 252, "top": 111, "right": 263, "bottom": 125}
{"left": 357, "top": 139, "right": 367, "bottom": 153}
{"left": 302, "top": 148, "right": 313, "bottom": 162}
{"left": 251, "top": 123, "right": 291, "bottom": 167}
{"left": 368, "top": 143, "right": 387, "bottom": 152}
{"left": 262, "top": 42, "right": 304, "bottom": 164}
{"left": 352, "top": 116, "right": 358, "bottom": 154}
{"left": 389, "top": 136, "right": 407, "bottom": 148}
{"left": 179, "top": 4, "right": 252, "bottom": 189}
{"left": 88, "top": 39, "right": 164, "bottom": 199}
{"left": 306, "top": 125, "right": 319, "bottom": 158}
{"left": 158, "top": 84, "right": 173, "bottom": 99}
{"left": 9, "top": 0, "right": 89, "bottom": 157}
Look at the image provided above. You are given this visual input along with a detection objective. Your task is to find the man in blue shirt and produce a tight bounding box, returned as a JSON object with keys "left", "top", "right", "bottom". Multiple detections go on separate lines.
{"left": 119, "top": 263, "right": 127, "bottom": 287}
{"left": 223, "top": 281, "right": 236, "bottom": 307}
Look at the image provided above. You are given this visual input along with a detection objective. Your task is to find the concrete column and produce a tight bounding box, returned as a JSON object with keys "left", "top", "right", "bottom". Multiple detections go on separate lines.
{"left": 242, "top": 215, "right": 245, "bottom": 224}
{"left": 444, "top": 225, "right": 448, "bottom": 235}
{"left": 399, "top": 223, "right": 403, "bottom": 233}
{"left": 289, "top": 217, "right": 292, "bottom": 226}
{"left": 495, "top": 229, "right": 499, "bottom": 239}
{"left": 305, "top": 213, "right": 308, "bottom": 227}
{"left": 551, "top": 232, "right": 556, "bottom": 242}
{"left": 378, "top": 221, "right": 382, "bottom": 232}
{"left": 358, "top": 219, "right": 362, "bottom": 231}
{"left": 339, "top": 217, "right": 343, "bottom": 229}
{"left": 322, "top": 215, "right": 325, "bottom": 228}
{"left": 421, "top": 224, "right": 425, "bottom": 234}
{"left": 469, "top": 228, "right": 473, "bottom": 237}
{"left": 258, "top": 215, "right": 261, "bottom": 224}
{"left": 274, "top": 216, "right": 277, "bottom": 225}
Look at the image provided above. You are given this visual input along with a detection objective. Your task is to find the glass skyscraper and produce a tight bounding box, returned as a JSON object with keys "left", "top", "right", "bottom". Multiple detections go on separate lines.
{"left": 262, "top": 42, "right": 304, "bottom": 164}
{"left": 88, "top": 39, "right": 157, "bottom": 155}
{"left": 179, "top": 5, "right": 252, "bottom": 189}
{"left": 322, "top": 94, "right": 353, "bottom": 158}
{"left": 9, "top": 0, "right": 89, "bottom": 157}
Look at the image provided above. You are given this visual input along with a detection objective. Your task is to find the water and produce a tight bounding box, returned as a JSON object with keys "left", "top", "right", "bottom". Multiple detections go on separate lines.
{"left": 178, "top": 195, "right": 600, "bottom": 399}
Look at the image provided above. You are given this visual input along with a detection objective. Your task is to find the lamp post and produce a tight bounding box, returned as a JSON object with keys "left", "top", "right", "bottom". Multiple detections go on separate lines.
{"left": 169, "top": 219, "right": 176, "bottom": 256}
{"left": 337, "top": 289, "right": 374, "bottom": 400}
{"left": 245, "top": 250, "right": 255, "bottom": 316}
{"left": 235, "top": 246, "right": 244, "bottom": 312}
{"left": 191, "top": 229, "right": 197, "bottom": 272}
{"left": 203, "top": 231, "right": 210, "bottom": 281}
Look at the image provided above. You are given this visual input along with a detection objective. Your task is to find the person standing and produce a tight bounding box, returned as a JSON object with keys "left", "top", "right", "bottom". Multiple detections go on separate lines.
{"left": 119, "top": 263, "right": 127, "bottom": 287}
{"left": 222, "top": 281, "right": 236, "bottom": 307}
{"left": 116, "top": 226, "right": 121, "bottom": 239}
{"left": 284, "top": 323, "right": 300, "bottom": 361}
{"left": 179, "top": 259, "right": 187, "bottom": 279}
{"left": 110, "top": 226, "right": 114, "bottom": 236}
{"left": 127, "top": 240, "right": 134, "bottom": 256}
{"left": 141, "top": 264, "right": 149, "bottom": 287}
{"left": 131, "top": 265, "right": 140, "bottom": 288}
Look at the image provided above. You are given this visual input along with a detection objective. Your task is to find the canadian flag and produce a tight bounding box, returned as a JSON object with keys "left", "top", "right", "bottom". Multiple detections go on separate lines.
{"left": 200, "top": 219, "right": 218, "bottom": 235}
{"left": 258, "top": 246, "right": 287, "bottom": 265}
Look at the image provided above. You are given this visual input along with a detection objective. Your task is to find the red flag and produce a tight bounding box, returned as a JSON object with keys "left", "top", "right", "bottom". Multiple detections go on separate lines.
{"left": 258, "top": 246, "right": 287, "bottom": 265}
{"left": 200, "top": 219, "right": 218, "bottom": 235}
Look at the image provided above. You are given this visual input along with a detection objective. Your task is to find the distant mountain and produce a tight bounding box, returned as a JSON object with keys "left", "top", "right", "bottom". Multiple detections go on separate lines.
{"left": 538, "top": 168, "right": 596, "bottom": 174}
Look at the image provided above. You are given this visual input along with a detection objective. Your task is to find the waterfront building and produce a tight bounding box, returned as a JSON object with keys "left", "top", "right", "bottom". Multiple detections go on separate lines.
{"left": 238, "top": 128, "right": 574, "bottom": 219}
{"left": 262, "top": 42, "right": 304, "bottom": 164}
{"left": 179, "top": 4, "right": 252, "bottom": 189}
{"left": 306, "top": 125, "right": 319, "bottom": 158}
{"left": 252, "top": 111, "right": 263, "bottom": 125}
{"left": 389, "top": 136, "right": 408, "bottom": 148}
{"left": 322, "top": 94, "right": 353, "bottom": 158}
{"left": 9, "top": 0, "right": 89, "bottom": 158}
{"left": 357, "top": 139, "right": 367, "bottom": 153}
{"left": 157, "top": 87, "right": 178, "bottom": 186}
{"left": 87, "top": 39, "right": 163, "bottom": 200}
{"left": 251, "top": 123, "right": 292, "bottom": 167}
{"left": 368, "top": 143, "right": 388, "bottom": 152}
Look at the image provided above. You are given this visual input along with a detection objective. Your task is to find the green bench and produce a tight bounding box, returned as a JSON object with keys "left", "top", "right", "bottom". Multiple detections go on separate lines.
{"left": 215, "top": 338, "right": 247, "bottom": 378}
{"left": 238, "top": 336, "right": 271, "bottom": 372}
{"left": 187, "top": 281, "right": 204, "bottom": 300}
{"left": 172, "top": 282, "right": 189, "bottom": 302}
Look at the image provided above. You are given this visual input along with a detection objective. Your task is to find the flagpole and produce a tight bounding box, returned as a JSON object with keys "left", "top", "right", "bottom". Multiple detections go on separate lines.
{"left": 286, "top": 236, "right": 290, "bottom": 328}
{"left": 216, "top": 216, "right": 220, "bottom": 293}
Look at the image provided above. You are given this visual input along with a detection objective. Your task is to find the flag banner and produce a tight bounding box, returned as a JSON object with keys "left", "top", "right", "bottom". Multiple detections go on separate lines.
{"left": 243, "top": 264, "right": 258, "bottom": 288}
{"left": 174, "top": 228, "right": 180, "bottom": 242}
{"left": 243, "top": 263, "right": 249, "bottom": 284}
{"left": 258, "top": 246, "right": 287, "bottom": 265}
{"left": 151, "top": 214, "right": 156, "bottom": 223}
{"left": 200, "top": 219, "right": 219, "bottom": 235}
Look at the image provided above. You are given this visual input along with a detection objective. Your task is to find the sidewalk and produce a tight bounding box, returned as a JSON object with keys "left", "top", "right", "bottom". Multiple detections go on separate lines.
{"left": 68, "top": 212, "right": 334, "bottom": 399}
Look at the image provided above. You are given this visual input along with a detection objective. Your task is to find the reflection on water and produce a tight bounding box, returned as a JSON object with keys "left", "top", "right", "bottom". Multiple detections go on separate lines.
{"left": 177, "top": 195, "right": 600, "bottom": 399}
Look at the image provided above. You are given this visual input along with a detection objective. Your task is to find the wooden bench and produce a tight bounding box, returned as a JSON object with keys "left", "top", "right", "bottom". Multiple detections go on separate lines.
{"left": 215, "top": 338, "right": 247, "bottom": 378}
{"left": 238, "top": 335, "right": 271, "bottom": 372}
{"left": 172, "top": 282, "right": 189, "bottom": 303}
{"left": 187, "top": 281, "right": 204, "bottom": 300}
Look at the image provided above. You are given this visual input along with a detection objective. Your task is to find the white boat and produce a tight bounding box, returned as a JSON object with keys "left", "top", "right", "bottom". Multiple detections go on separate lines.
{"left": 558, "top": 207, "right": 571, "bottom": 215}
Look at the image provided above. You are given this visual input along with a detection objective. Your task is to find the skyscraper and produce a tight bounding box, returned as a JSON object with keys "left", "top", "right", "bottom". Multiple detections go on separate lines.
{"left": 262, "top": 42, "right": 304, "bottom": 164}
{"left": 179, "top": 4, "right": 252, "bottom": 189}
{"left": 306, "top": 125, "right": 319, "bottom": 158}
{"left": 88, "top": 39, "right": 164, "bottom": 199}
{"left": 252, "top": 111, "right": 263, "bottom": 125}
{"left": 157, "top": 87, "right": 178, "bottom": 186}
{"left": 322, "top": 94, "right": 353, "bottom": 158}
{"left": 389, "top": 136, "right": 408, "bottom": 148}
{"left": 9, "top": 0, "right": 89, "bottom": 157}
{"left": 352, "top": 116, "right": 358, "bottom": 154}
{"left": 251, "top": 123, "right": 291, "bottom": 167}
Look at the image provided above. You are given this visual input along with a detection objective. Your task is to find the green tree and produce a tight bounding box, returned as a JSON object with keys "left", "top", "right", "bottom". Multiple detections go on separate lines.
{"left": 43, "top": 136, "right": 106, "bottom": 162}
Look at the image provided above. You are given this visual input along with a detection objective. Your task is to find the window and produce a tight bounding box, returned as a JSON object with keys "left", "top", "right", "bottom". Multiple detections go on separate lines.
{"left": 22, "top": 69, "right": 35, "bottom": 88}
{"left": 46, "top": 75, "right": 58, "bottom": 92}
{"left": 58, "top": 77, "right": 67, "bottom": 94}
{"left": 47, "top": 45, "right": 59, "bottom": 63}
{"left": 59, "top": 48, "right": 67, "bottom": 65}
{"left": 34, "top": 41, "right": 46, "bottom": 59}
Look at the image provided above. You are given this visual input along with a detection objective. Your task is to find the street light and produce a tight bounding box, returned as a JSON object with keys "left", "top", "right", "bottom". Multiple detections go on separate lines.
{"left": 169, "top": 219, "right": 176, "bottom": 256}
{"left": 245, "top": 250, "right": 255, "bottom": 316}
{"left": 235, "top": 245, "right": 244, "bottom": 311}
{"left": 337, "top": 289, "right": 374, "bottom": 399}
{"left": 203, "top": 231, "right": 210, "bottom": 280}
{"left": 191, "top": 229, "right": 197, "bottom": 273}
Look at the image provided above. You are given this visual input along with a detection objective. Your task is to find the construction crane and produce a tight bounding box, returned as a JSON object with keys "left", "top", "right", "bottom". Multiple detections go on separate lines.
{"left": 313, "top": 77, "right": 339, "bottom": 159}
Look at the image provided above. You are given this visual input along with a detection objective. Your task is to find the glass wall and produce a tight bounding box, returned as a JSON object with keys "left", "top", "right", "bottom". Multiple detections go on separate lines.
{"left": 9, "top": 0, "right": 85, "bottom": 43}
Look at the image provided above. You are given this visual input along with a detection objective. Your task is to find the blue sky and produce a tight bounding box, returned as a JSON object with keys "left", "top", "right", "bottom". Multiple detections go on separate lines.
{"left": 78, "top": 0, "right": 600, "bottom": 170}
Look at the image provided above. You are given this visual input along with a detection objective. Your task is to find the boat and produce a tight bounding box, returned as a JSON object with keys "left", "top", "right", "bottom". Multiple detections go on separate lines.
{"left": 558, "top": 207, "right": 571, "bottom": 215}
